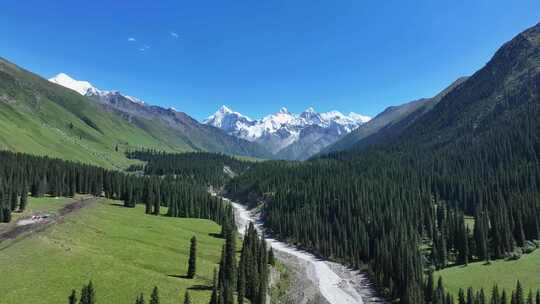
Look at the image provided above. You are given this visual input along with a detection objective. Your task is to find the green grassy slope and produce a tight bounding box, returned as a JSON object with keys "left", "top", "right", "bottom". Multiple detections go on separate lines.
{"left": 0, "top": 57, "right": 199, "bottom": 168}
{"left": 0, "top": 198, "right": 225, "bottom": 304}
{"left": 436, "top": 250, "right": 540, "bottom": 296}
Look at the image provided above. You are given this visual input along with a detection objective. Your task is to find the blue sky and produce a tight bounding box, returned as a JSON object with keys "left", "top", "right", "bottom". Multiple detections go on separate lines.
{"left": 1, "top": 1, "right": 539, "bottom": 120}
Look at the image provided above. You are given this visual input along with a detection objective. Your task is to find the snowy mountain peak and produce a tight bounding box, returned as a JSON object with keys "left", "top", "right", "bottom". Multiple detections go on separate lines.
{"left": 349, "top": 112, "right": 371, "bottom": 123}
{"left": 218, "top": 105, "right": 233, "bottom": 114}
{"left": 304, "top": 106, "right": 316, "bottom": 113}
{"left": 279, "top": 107, "right": 290, "bottom": 114}
{"left": 49, "top": 73, "right": 98, "bottom": 95}
{"left": 205, "top": 105, "right": 370, "bottom": 158}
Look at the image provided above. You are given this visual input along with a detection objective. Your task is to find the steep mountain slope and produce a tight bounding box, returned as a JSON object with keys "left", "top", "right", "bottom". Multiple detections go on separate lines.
{"left": 0, "top": 57, "right": 180, "bottom": 168}
{"left": 225, "top": 22, "right": 540, "bottom": 303}
{"left": 0, "top": 58, "right": 269, "bottom": 169}
{"left": 321, "top": 77, "right": 467, "bottom": 155}
{"left": 49, "top": 73, "right": 271, "bottom": 159}
{"left": 205, "top": 106, "right": 370, "bottom": 159}
{"left": 393, "top": 22, "right": 540, "bottom": 151}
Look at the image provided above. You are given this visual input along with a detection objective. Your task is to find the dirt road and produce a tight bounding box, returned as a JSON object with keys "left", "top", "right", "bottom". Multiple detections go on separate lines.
{"left": 0, "top": 197, "right": 102, "bottom": 249}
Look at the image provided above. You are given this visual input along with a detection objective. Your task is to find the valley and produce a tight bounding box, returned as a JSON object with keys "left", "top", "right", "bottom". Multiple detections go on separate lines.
{"left": 224, "top": 197, "right": 386, "bottom": 304}
{"left": 1, "top": 4, "right": 540, "bottom": 304}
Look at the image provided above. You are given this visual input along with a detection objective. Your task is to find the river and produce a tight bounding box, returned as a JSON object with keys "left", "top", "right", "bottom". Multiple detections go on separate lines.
{"left": 219, "top": 196, "right": 386, "bottom": 304}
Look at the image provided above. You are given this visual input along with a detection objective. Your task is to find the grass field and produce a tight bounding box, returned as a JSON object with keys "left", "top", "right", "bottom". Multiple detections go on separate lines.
{"left": 0, "top": 197, "right": 225, "bottom": 304}
{"left": 436, "top": 249, "right": 540, "bottom": 296}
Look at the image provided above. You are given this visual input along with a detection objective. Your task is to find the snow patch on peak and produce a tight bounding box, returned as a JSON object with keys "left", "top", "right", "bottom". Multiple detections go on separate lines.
{"left": 349, "top": 112, "right": 371, "bottom": 123}
{"left": 218, "top": 105, "right": 233, "bottom": 113}
{"left": 279, "top": 107, "right": 290, "bottom": 114}
{"left": 205, "top": 105, "right": 371, "bottom": 155}
{"left": 49, "top": 73, "right": 97, "bottom": 95}
{"left": 303, "top": 106, "right": 316, "bottom": 113}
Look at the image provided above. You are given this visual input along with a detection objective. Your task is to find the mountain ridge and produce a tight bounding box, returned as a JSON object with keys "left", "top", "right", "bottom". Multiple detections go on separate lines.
{"left": 48, "top": 73, "right": 272, "bottom": 159}
{"left": 205, "top": 105, "right": 370, "bottom": 159}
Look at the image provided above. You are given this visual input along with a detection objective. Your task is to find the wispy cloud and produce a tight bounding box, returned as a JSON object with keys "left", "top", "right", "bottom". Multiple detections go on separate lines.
{"left": 170, "top": 31, "right": 179, "bottom": 39}
{"left": 128, "top": 37, "right": 136, "bottom": 42}
{"left": 139, "top": 45, "right": 151, "bottom": 52}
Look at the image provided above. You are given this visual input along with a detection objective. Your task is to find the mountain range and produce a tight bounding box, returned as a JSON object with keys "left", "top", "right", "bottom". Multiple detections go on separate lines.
{"left": 204, "top": 105, "right": 370, "bottom": 160}
{"left": 48, "top": 73, "right": 271, "bottom": 159}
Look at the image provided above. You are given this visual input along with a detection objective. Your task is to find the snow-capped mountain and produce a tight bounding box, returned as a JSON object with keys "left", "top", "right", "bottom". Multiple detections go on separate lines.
{"left": 49, "top": 73, "right": 97, "bottom": 95}
{"left": 205, "top": 106, "right": 371, "bottom": 159}
{"left": 47, "top": 73, "right": 272, "bottom": 158}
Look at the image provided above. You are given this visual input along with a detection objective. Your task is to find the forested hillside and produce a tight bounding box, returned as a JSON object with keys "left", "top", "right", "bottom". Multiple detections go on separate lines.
{"left": 0, "top": 150, "right": 234, "bottom": 225}
{"left": 226, "top": 22, "right": 540, "bottom": 303}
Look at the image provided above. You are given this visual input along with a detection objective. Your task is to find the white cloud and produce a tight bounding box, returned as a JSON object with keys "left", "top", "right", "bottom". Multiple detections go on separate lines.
{"left": 139, "top": 45, "right": 151, "bottom": 52}
{"left": 170, "top": 32, "right": 179, "bottom": 39}
{"left": 128, "top": 37, "right": 136, "bottom": 42}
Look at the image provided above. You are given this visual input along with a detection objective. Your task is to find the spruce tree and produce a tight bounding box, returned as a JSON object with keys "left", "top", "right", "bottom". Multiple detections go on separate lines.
{"left": 268, "top": 247, "right": 275, "bottom": 266}
{"left": 135, "top": 293, "right": 145, "bottom": 304}
{"left": 516, "top": 281, "right": 524, "bottom": 304}
{"left": 19, "top": 185, "right": 28, "bottom": 211}
{"left": 183, "top": 291, "right": 192, "bottom": 304}
{"left": 150, "top": 286, "right": 159, "bottom": 304}
{"left": 68, "top": 289, "right": 77, "bottom": 304}
{"left": 79, "top": 281, "right": 95, "bottom": 304}
{"left": 458, "top": 288, "right": 465, "bottom": 304}
{"left": 209, "top": 268, "right": 219, "bottom": 304}
{"left": 187, "top": 236, "right": 197, "bottom": 279}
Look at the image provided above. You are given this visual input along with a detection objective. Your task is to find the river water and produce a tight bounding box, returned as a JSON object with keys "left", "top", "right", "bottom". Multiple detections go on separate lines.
{"left": 220, "top": 196, "right": 386, "bottom": 304}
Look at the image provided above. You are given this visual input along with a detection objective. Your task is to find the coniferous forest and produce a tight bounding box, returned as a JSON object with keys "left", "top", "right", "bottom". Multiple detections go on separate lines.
{"left": 0, "top": 150, "right": 233, "bottom": 225}
{"left": 225, "top": 24, "right": 540, "bottom": 303}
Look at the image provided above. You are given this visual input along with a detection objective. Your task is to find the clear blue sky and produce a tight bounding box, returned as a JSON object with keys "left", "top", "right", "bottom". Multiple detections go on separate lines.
{"left": 1, "top": 0, "right": 539, "bottom": 120}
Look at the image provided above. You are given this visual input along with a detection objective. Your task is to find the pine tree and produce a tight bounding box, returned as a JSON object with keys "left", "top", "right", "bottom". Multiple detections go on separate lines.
{"left": 19, "top": 185, "right": 28, "bottom": 211}
{"left": 10, "top": 191, "right": 18, "bottom": 211}
{"left": 425, "top": 271, "right": 435, "bottom": 303}
{"left": 209, "top": 268, "right": 219, "bottom": 304}
{"left": 68, "top": 289, "right": 77, "bottom": 304}
{"left": 268, "top": 247, "right": 275, "bottom": 266}
{"left": 183, "top": 291, "right": 192, "bottom": 304}
{"left": 458, "top": 288, "right": 466, "bottom": 304}
{"left": 491, "top": 285, "right": 500, "bottom": 304}
{"left": 79, "top": 281, "right": 95, "bottom": 304}
{"left": 516, "top": 281, "right": 524, "bottom": 304}
{"left": 187, "top": 236, "right": 197, "bottom": 279}
{"left": 501, "top": 290, "right": 508, "bottom": 304}
{"left": 150, "top": 286, "right": 159, "bottom": 304}
{"left": 135, "top": 293, "right": 145, "bottom": 304}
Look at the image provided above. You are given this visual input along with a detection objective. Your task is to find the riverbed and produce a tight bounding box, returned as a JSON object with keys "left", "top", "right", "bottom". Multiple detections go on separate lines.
{"left": 221, "top": 197, "right": 386, "bottom": 304}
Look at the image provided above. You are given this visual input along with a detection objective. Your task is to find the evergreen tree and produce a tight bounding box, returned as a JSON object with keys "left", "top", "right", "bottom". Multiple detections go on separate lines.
{"left": 268, "top": 247, "right": 275, "bottom": 266}
{"left": 68, "top": 289, "right": 77, "bottom": 304}
{"left": 135, "top": 293, "right": 145, "bottom": 304}
{"left": 79, "top": 281, "right": 95, "bottom": 304}
{"left": 150, "top": 286, "right": 159, "bottom": 304}
{"left": 209, "top": 269, "right": 218, "bottom": 304}
{"left": 183, "top": 291, "right": 192, "bottom": 304}
{"left": 187, "top": 236, "right": 197, "bottom": 279}
{"left": 19, "top": 185, "right": 28, "bottom": 211}
{"left": 458, "top": 288, "right": 466, "bottom": 304}
{"left": 516, "top": 281, "right": 524, "bottom": 304}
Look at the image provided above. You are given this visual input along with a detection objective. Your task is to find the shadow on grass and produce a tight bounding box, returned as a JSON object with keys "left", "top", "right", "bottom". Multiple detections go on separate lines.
{"left": 188, "top": 285, "right": 213, "bottom": 291}
{"left": 208, "top": 232, "right": 224, "bottom": 239}
{"left": 109, "top": 203, "right": 127, "bottom": 208}
{"left": 168, "top": 274, "right": 191, "bottom": 279}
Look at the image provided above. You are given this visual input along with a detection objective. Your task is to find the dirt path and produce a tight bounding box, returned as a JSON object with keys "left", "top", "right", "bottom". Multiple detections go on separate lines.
{"left": 0, "top": 197, "right": 102, "bottom": 249}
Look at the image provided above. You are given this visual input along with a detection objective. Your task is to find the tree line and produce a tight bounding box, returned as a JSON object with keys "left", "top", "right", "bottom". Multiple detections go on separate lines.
{"left": 126, "top": 150, "right": 251, "bottom": 188}
{"left": 0, "top": 150, "right": 233, "bottom": 226}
